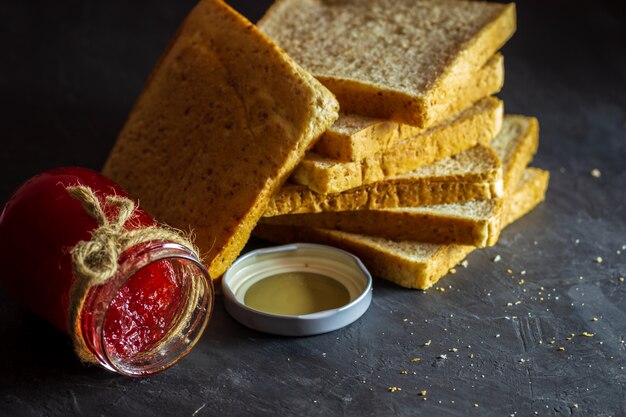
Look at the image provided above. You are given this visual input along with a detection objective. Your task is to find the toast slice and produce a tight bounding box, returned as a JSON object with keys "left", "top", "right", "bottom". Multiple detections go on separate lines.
{"left": 315, "top": 53, "right": 504, "bottom": 162}
{"left": 259, "top": 0, "right": 516, "bottom": 126}
{"left": 291, "top": 96, "right": 503, "bottom": 194}
{"left": 102, "top": 0, "right": 339, "bottom": 279}
{"left": 254, "top": 168, "right": 549, "bottom": 289}
{"left": 262, "top": 116, "right": 538, "bottom": 246}
{"left": 265, "top": 143, "right": 502, "bottom": 217}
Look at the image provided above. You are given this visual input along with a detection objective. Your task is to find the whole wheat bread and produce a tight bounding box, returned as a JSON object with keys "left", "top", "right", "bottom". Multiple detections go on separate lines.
{"left": 259, "top": 0, "right": 516, "bottom": 126}
{"left": 254, "top": 168, "right": 549, "bottom": 289}
{"left": 291, "top": 96, "right": 503, "bottom": 194}
{"left": 265, "top": 143, "right": 502, "bottom": 216}
{"left": 263, "top": 199, "right": 503, "bottom": 247}
{"left": 316, "top": 53, "right": 504, "bottom": 161}
{"left": 262, "top": 115, "right": 538, "bottom": 246}
{"left": 266, "top": 114, "right": 536, "bottom": 217}
{"left": 102, "top": 0, "right": 339, "bottom": 279}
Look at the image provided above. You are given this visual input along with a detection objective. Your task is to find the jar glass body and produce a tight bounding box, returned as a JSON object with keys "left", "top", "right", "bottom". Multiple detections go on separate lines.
{"left": 0, "top": 167, "right": 213, "bottom": 376}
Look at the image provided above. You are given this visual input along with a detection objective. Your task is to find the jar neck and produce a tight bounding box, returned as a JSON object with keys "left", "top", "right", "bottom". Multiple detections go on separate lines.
{"left": 80, "top": 241, "right": 213, "bottom": 376}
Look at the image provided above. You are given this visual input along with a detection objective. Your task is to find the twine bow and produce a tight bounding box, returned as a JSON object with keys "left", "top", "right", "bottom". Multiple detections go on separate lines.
{"left": 65, "top": 185, "right": 201, "bottom": 363}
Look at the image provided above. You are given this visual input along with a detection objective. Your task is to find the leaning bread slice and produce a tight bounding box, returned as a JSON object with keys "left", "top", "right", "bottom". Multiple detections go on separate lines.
{"left": 292, "top": 97, "right": 503, "bottom": 194}
{"left": 254, "top": 168, "right": 549, "bottom": 289}
{"left": 259, "top": 0, "right": 515, "bottom": 126}
{"left": 315, "top": 54, "right": 504, "bottom": 161}
{"left": 265, "top": 143, "right": 501, "bottom": 217}
{"left": 102, "top": 0, "right": 339, "bottom": 279}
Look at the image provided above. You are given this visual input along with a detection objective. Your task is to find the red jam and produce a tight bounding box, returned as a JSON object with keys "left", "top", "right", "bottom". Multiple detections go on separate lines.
{"left": 103, "top": 259, "right": 183, "bottom": 360}
{"left": 0, "top": 167, "right": 211, "bottom": 374}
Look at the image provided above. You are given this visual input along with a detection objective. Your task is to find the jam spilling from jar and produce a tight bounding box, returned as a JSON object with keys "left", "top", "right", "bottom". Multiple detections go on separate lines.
{"left": 103, "top": 259, "right": 183, "bottom": 361}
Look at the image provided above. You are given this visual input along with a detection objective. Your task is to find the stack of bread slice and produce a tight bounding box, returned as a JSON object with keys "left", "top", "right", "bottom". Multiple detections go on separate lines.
{"left": 254, "top": 0, "right": 549, "bottom": 289}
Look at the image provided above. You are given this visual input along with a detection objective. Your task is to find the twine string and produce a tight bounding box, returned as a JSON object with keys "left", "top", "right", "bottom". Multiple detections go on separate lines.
{"left": 65, "top": 185, "right": 202, "bottom": 364}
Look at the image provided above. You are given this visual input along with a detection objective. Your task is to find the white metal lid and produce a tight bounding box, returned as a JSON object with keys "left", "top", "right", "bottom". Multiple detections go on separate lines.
{"left": 222, "top": 243, "right": 372, "bottom": 336}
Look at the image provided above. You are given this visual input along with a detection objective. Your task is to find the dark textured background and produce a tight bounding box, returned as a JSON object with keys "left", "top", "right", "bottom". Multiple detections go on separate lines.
{"left": 1, "top": 1, "right": 625, "bottom": 416}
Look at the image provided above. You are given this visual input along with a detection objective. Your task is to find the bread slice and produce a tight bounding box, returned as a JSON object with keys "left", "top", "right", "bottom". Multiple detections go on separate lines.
{"left": 265, "top": 143, "right": 502, "bottom": 216}
{"left": 259, "top": 0, "right": 516, "bottom": 126}
{"left": 291, "top": 96, "right": 503, "bottom": 194}
{"left": 263, "top": 199, "right": 503, "bottom": 247}
{"left": 254, "top": 168, "right": 550, "bottom": 289}
{"left": 102, "top": 0, "right": 339, "bottom": 279}
{"left": 315, "top": 53, "right": 504, "bottom": 162}
{"left": 262, "top": 115, "right": 538, "bottom": 246}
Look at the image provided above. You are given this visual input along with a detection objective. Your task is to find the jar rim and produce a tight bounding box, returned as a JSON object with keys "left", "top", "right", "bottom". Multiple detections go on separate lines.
{"left": 81, "top": 241, "right": 213, "bottom": 376}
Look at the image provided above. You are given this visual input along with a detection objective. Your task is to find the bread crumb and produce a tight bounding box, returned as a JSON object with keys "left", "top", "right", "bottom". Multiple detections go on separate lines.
{"left": 418, "top": 390, "right": 427, "bottom": 396}
{"left": 493, "top": 255, "right": 502, "bottom": 262}
{"left": 581, "top": 332, "right": 595, "bottom": 337}
{"left": 449, "top": 348, "right": 458, "bottom": 352}
{"left": 474, "top": 403, "right": 480, "bottom": 407}
{"left": 590, "top": 168, "right": 601, "bottom": 178}
{"left": 400, "top": 370, "right": 408, "bottom": 375}
{"left": 591, "top": 317, "right": 599, "bottom": 321}
{"left": 423, "top": 340, "right": 432, "bottom": 346}
{"left": 388, "top": 387, "right": 401, "bottom": 392}
{"left": 518, "top": 279, "right": 525, "bottom": 285}
{"left": 469, "top": 353, "right": 474, "bottom": 359}
{"left": 548, "top": 340, "right": 556, "bottom": 344}
{"left": 410, "top": 357, "right": 421, "bottom": 362}
{"left": 449, "top": 268, "right": 457, "bottom": 274}
{"left": 460, "top": 260, "right": 469, "bottom": 268}
{"left": 595, "top": 257, "right": 603, "bottom": 263}
{"left": 558, "top": 347, "right": 566, "bottom": 351}
{"left": 619, "top": 277, "right": 625, "bottom": 283}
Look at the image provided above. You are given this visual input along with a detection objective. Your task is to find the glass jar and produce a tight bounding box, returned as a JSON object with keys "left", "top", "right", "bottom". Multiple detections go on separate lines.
{"left": 0, "top": 167, "right": 214, "bottom": 376}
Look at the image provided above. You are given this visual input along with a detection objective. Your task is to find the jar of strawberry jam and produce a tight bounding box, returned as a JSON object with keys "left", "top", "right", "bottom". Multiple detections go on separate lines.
{"left": 0, "top": 167, "right": 213, "bottom": 376}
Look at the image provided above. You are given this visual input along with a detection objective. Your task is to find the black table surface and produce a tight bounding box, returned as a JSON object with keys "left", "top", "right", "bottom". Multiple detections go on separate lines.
{"left": 1, "top": 1, "right": 625, "bottom": 416}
